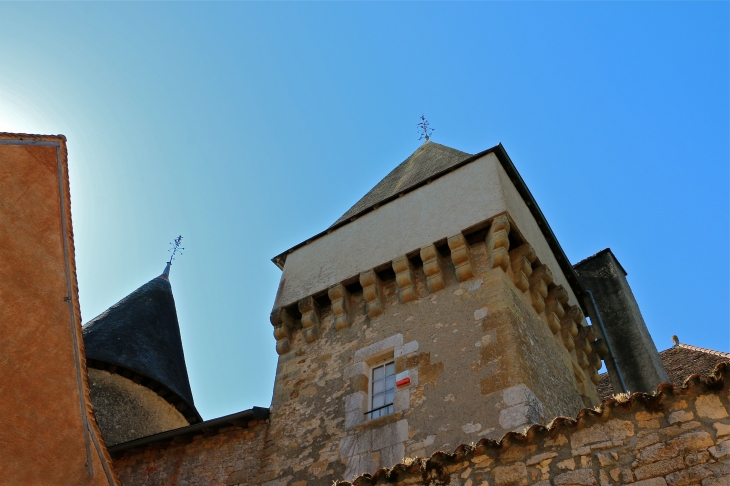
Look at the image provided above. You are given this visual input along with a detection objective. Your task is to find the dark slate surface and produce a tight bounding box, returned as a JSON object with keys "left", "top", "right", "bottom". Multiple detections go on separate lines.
{"left": 82, "top": 276, "right": 197, "bottom": 414}
{"left": 331, "top": 141, "right": 472, "bottom": 227}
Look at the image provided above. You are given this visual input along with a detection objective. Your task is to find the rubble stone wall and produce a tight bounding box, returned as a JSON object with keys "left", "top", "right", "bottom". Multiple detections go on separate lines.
{"left": 338, "top": 365, "right": 730, "bottom": 486}
{"left": 112, "top": 419, "right": 269, "bottom": 485}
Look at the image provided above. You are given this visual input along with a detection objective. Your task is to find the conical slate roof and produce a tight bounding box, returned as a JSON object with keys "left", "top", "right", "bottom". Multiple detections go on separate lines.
{"left": 82, "top": 272, "right": 201, "bottom": 424}
{"left": 331, "top": 141, "right": 472, "bottom": 227}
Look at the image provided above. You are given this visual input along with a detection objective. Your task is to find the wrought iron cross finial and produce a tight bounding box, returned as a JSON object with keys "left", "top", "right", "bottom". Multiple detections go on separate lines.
{"left": 168, "top": 235, "right": 184, "bottom": 264}
{"left": 417, "top": 115, "right": 434, "bottom": 142}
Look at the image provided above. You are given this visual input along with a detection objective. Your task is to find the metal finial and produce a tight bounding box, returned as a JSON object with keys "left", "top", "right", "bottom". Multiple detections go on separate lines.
{"left": 417, "top": 115, "right": 434, "bottom": 142}
{"left": 160, "top": 261, "right": 171, "bottom": 280}
{"left": 168, "top": 235, "right": 184, "bottom": 264}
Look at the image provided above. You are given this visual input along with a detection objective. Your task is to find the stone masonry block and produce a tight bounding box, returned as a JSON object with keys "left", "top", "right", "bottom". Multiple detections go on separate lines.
{"left": 380, "top": 443, "right": 405, "bottom": 469}
{"left": 355, "top": 334, "right": 403, "bottom": 363}
{"left": 344, "top": 361, "right": 369, "bottom": 380}
{"left": 370, "top": 420, "right": 408, "bottom": 449}
{"left": 492, "top": 462, "right": 528, "bottom": 486}
{"left": 570, "top": 420, "right": 635, "bottom": 450}
{"left": 394, "top": 389, "right": 410, "bottom": 412}
{"left": 395, "top": 340, "right": 419, "bottom": 357}
{"left": 632, "top": 479, "right": 668, "bottom": 486}
{"left": 345, "top": 392, "right": 367, "bottom": 413}
{"left": 553, "top": 468, "right": 597, "bottom": 486}
{"left": 696, "top": 395, "right": 729, "bottom": 419}
{"left": 346, "top": 408, "right": 365, "bottom": 430}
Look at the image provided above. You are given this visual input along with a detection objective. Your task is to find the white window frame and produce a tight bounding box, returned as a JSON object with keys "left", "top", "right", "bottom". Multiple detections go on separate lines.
{"left": 367, "top": 357, "right": 395, "bottom": 420}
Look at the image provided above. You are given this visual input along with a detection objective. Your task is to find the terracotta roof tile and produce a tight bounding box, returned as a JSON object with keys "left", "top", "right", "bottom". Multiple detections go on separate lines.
{"left": 597, "top": 343, "right": 730, "bottom": 400}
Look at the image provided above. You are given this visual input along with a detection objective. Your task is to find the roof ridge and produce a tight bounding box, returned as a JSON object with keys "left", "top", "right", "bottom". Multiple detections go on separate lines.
{"left": 677, "top": 343, "right": 730, "bottom": 359}
{"left": 337, "top": 362, "right": 730, "bottom": 486}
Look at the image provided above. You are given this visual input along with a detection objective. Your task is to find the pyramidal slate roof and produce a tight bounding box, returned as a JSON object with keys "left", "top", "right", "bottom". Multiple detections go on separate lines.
{"left": 331, "top": 141, "right": 473, "bottom": 227}
{"left": 82, "top": 271, "right": 201, "bottom": 424}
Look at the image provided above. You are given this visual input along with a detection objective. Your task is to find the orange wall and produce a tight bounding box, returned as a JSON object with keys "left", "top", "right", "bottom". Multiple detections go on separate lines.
{"left": 0, "top": 133, "right": 118, "bottom": 485}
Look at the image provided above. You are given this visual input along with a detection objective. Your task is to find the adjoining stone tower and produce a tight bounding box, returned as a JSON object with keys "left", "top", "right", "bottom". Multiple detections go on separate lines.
{"left": 574, "top": 248, "right": 670, "bottom": 394}
{"left": 82, "top": 264, "right": 201, "bottom": 446}
{"left": 265, "top": 142, "right": 607, "bottom": 481}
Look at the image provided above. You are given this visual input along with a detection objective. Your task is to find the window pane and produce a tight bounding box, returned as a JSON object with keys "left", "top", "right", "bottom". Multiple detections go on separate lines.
{"left": 372, "top": 409, "right": 382, "bottom": 419}
{"left": 373, "top": 393, "right": 385, "bottom": 408}
{"left": 385, "top": 389, "right": 394, "bottom": 405}
{"left": 385, "top": 363, "right": 395, "bottom": 376}
{"left": 373, "top": 379, "right": 385, "bottom": 394}
{"left": 385, "top": 375, "right": 395, "bottom": 391}
{"left": 373, "top": 366, "right": 384, "bottom": 381}
{"left": 386, "top": 404, "right": 394, "bottom": 415}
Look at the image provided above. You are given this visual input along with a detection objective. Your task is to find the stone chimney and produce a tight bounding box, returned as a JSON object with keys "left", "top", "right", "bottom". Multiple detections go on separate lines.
{"left": 574, "top": 249, "right": 669, "bottom": 394}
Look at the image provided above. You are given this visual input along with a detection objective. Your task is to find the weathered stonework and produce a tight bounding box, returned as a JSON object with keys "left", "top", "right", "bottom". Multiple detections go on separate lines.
{"left": 88, "top": 369, "right": 189, "bottom": 446}
{"left": 333, "top": 364, "right": 730, "bottom": 486}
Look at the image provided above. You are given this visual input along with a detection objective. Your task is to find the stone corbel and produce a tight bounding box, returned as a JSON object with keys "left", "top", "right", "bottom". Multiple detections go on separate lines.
{"left": 588, "top": 367, "right": 600, "bottom": 385}
{"left": 447, "top": 234, "right": 474, "bottom": 282}
{"left": 298, "top": 296, "right": 321, "bottom": 343}
{"left": 392, "top": 255, "right": 417, "bottom": 303}
{"left": 560, "top": 305, "right": 582, "bottom": 351}
{"left": 328, "top": 283, "right": 351, "bottom": 331}
{"left": 592, "top": 338, "right": 609, "bottom": 358}
{"left": 485, "top": 215, "right": 511, "bottom": 272}
{"left": 576, "top": 349, "right": 590, "bottom": 370}
{"left": 528, "top": 264, "right": 553, "bottom": 314}
{"left": 360, "top": 269, "right": 385, "bottom": 318}
{"left": 509, "top": 243, "right": 536, "bottom": 292}
{"left": 420, "top": 244, "right": 446, "bottom": 293}
{"left": 270, "top": 308, "right": 294, "bottom": 355}
{"left": 545, "top": 285, "right": 569, "bottom": 335}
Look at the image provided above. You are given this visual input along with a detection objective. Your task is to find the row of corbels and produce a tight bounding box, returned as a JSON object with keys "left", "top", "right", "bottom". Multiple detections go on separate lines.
{"left": 484, "top": 215, "right": 606, "bottom": 383}
{"left": 270, "top": 230, "right": 484, "bottom": 355}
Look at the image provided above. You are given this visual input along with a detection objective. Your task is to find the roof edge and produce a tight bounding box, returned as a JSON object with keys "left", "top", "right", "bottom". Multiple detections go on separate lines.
{"left": 270, "top": 144, "right": 500, "bottom": 270}
{"left": 270, "top": 143, "right": 589, "bottom": 314}
{"left": 108, "top": 406, "right": 270, "bottom": 454}
{"left": 86, "top": 358, "right": 203, "bottom": 425}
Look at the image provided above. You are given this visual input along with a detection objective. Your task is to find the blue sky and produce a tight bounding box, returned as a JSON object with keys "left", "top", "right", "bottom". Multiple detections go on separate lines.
{"left": 1, "top": 2, "right": 727, "bottom": 420}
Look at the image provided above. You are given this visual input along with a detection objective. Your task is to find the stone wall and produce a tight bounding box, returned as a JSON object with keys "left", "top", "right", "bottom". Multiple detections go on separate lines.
{"left": 337, "top": 363, "right": 730, "bottom": 486}
{"left": 89, "top": 368, "right": 190, "bottom": 446}
{"left": 113, "top": 214, "right": 606, "bottom": 486}
{"left": 112, "top": 419, "right": 269, "bottom": 485}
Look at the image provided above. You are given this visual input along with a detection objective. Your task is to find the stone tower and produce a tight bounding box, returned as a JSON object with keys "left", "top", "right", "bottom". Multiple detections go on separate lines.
{"left": 82, "top": 264, "right": 201, "bottom": 446}
{"left": 264, "top": 142, "right": 606, "bottom": 481}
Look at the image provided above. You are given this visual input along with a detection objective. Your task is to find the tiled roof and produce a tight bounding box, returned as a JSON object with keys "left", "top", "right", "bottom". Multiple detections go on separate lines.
{"left": 331, "top": 142, "right": 472, "bottom": 227}
{"left": 597, "top": 343, "right": 730, "bottom": 400}
{"left": 83, "top": 275, "right": 201, "bottom": 424}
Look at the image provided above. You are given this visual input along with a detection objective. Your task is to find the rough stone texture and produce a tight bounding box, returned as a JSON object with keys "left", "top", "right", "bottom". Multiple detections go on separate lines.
{"left": 114, "top": 217, "right": 600, "bottom": 485}
{"left": 112, "top": 419, "right": 268, "bottom": 485}
{"left": 88, "top": 369, "right": 190, "bottom": 446}
{"left": 331, "top": 364, "right": 730, "bottom": 486}
{"left": 0, "top": 134, "right": 117, "bottom": 485}
{"left": 574, "top": 249, "right": 670, "bottom": 395}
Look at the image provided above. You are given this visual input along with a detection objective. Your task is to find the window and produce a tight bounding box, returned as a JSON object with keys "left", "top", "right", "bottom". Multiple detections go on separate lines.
{"left": 369, "top": 360, "right": 395, "bottom": 419}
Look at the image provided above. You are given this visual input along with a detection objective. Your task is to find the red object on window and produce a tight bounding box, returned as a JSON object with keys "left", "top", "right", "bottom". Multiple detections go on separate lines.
{"left": 396, "top": 377, "right": 410, "bottom": 387}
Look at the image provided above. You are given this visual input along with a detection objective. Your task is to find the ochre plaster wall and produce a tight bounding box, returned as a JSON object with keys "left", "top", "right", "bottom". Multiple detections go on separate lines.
{"left": 89, "top": 368, "right": 190, "bottom": 446}
{"left": 0, "top": 134, "right": 117, "bottom": 485}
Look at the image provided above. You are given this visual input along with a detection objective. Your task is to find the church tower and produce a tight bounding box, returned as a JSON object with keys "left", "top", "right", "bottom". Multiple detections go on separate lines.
{"left": 82, "top": 264, "right": 201, "bottom": 446}
{"left": 265, "top": 142, "right": 607, "bottom": 481}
